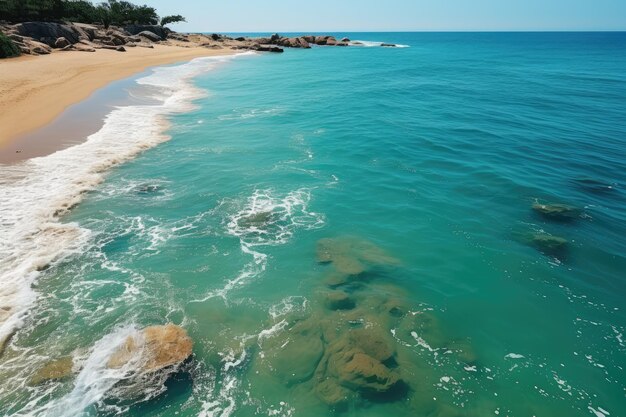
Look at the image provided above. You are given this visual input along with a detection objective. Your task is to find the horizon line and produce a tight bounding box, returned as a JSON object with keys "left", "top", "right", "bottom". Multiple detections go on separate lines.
{"left": 182, "top": 29, "right": 626, "bottom": 34}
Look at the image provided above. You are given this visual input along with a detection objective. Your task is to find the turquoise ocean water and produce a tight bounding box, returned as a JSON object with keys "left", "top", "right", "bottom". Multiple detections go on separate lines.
{"left": 0, "top": 32, "right": 625, "bottom": 417}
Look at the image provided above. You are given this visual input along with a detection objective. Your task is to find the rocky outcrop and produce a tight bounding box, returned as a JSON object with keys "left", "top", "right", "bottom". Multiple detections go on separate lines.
{"left": 15, "top": 22, "right": 83, "bottom": 46}
{"left": 107, "top": 324, "right": 193, "bottom": 372}
{"left": 1, "top": 22, "right": 355, "bottom": 57}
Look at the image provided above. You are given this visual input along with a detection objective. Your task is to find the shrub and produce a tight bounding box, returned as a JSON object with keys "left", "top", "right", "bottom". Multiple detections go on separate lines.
{"left": 0, "top": 32, "right": 21, "bottom": 58}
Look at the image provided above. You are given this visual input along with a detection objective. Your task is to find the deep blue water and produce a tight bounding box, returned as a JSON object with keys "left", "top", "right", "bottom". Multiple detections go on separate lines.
{"left": 1, "top": 32, "right": 625, "bottom": 417}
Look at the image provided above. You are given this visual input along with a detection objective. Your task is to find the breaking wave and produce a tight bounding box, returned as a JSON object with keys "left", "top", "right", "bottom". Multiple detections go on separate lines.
{"left": 0, "top": 52, "right": 254, "bottom": 353}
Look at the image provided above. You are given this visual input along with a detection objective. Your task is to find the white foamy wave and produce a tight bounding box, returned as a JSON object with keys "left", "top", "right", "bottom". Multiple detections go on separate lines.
{"left": 0, "top": 52, "right": 253, "bottom": 352}
{"left": 217, "top": 107, "right": 285, "bottom": 121}
{"left": 193, "top": 189, "right": 324, "bottom": 302}
{"left": 226, "top": 188, "right": 325, "bottom": 249}
{"left": 25, "top": 325, "right": 177, "bottom": 417}
{"left": 350, "top": 40, "right": 410, "bottom": 48}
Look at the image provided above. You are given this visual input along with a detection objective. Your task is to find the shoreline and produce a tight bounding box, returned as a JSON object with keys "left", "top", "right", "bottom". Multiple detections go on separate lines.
{"left": 0, "top": 51, "right": 244, "bottom": 356}
{"left": 0, "top": 45, "right": 237, "bottom": 159}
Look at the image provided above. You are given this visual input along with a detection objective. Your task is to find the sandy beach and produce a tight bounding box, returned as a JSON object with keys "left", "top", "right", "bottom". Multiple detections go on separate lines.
{"left": 0, "top": 45, "right": 235, "bottom": 150}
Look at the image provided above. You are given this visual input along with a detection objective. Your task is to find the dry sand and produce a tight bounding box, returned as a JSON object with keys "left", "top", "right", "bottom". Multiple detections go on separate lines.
{"left": 0, "top": 45, "right": 236, "bottom": 149}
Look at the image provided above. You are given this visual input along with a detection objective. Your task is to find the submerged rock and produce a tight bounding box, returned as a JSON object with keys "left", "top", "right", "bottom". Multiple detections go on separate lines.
{"left": 237, "top": 211, "right": 273, "bottom": 228}
{"left": 532, "top": 202, "right": 580, "bottom": 221}
{"left": 107, "top": 324, "right": 193, "bottom": 372}
{"left": 530, "top": 233, "right": 568, "bottom": 256}
{"left": 316, "top": 328, "right": 406, "bottom": 402}
{"left": 30, "top": 357, "right": 74, "bottom": 385}
{"left": 325, "top": 291, "right": 356, "bottom": 311}
{"left": 260, "top": 319, "right": 324, "bottom": 385}
{"left": 573, "top": 178, "right": 616, "bottom": 195}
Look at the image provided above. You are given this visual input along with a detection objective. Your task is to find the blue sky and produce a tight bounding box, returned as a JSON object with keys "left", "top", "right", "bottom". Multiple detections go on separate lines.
{"left": 144, "top": 0, "right": 626, "bottom": 32}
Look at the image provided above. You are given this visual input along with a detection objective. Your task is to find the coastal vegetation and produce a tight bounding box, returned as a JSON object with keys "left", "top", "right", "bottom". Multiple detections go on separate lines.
{"left": 0, "top": 0, "right": 170, "bottom": 28}
{"left": 0, "top": 31, "right": 20, "bottom": 57}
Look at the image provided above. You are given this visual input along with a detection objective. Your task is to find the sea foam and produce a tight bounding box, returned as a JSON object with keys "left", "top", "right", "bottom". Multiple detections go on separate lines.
{"left": 0, "top": 52, "right": 253, "bottom": 353}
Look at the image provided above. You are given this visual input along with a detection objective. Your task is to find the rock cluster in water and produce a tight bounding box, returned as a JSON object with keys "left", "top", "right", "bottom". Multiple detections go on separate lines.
{"left": 252, "top": 237, "right": 477, "bottom": 412}
{"left": 525, "top": 200, "right": 583, "bottom": 259}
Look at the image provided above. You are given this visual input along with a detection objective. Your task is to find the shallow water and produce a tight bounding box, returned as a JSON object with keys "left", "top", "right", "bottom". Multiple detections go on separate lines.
{"left": 1, "top": 33, "right": 625, "bottom": 417}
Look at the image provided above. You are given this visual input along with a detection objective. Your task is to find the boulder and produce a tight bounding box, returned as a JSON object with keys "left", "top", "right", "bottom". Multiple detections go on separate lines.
{"left": 341, "top": 37, "right": 350, "bottom": 42}
{"left": 315, "top": 36, "right": 328, "bottom": 45}
{"left": 270, "top": 33, "right": 281, "bottom": 42}
{"left": 326, "top": 37, "right": 338, "bottom": 46}
{"left": 296, "top": 37, "right": 311, "bottom": 48}
{"left": 137, "top": 30, "right": 162, "bottom": 43}
{"left": 54, "top": 37, "right": 70, "bottom": 48}
{"left": 107, "top": 324, "right": 193, "bottom": 372}
{"left": 29, "top": 40, "right": 52, "bottom": 55}
{"left": 124, "top": 24, "right": 169, "bottom": 40}
{"left": 15, "top": 22, "right": 81, "bottom": 45}
{"left": 106, "top": 30, "right": 128, "bottom": 45}
{"left": 381, "top": 43, "right": 397, "bottom": 47}
{"left": 73, "top": 23, "right": 97, "bottom": 41}
{"left": 302, "top": 35, "right": 316, "bottom": 43}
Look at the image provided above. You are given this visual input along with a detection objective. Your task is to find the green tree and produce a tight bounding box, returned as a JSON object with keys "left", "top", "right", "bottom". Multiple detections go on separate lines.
{"left": 160, "top": 14, "right": 186, "bottom": 27}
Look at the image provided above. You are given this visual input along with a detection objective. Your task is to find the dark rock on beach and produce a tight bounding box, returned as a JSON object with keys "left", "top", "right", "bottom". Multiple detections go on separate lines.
{"left": 124, "top": 24, "right": 169, "bottom": 40}
{"left": 54, "top": 37, "right": 70, "bottom": 48}
{"left": 15, "top": 22, "right": 82, "bottom": 45}
{"left": 137, "top": 30, "right": 162, "bottom": 43}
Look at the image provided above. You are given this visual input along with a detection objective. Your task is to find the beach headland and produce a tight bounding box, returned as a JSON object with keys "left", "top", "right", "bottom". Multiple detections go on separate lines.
{"left": 0, "top": 20, "right": 356, "bottom": 156}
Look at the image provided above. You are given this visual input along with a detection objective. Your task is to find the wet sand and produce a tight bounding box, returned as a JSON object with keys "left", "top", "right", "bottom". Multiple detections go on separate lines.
{"left": 0, "top": 45, "right": 236, "bottom": 161}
